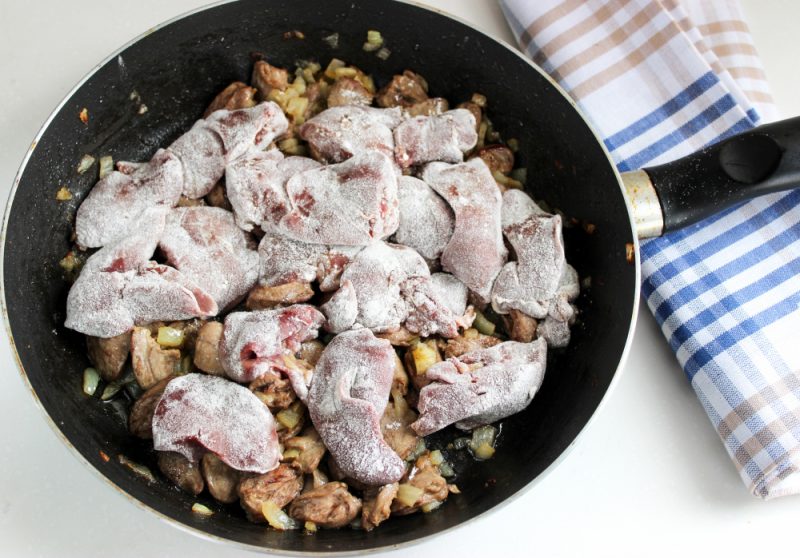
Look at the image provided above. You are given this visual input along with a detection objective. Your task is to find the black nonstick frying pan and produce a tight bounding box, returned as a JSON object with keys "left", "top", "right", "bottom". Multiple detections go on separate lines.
{"left": 4, "top": 0, "right": 798, "bottom": 554}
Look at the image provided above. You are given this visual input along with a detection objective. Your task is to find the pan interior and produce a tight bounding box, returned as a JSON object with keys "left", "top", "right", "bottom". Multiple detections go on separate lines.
{"left": 3, "top": 0, "right": 636, "bottom": 552}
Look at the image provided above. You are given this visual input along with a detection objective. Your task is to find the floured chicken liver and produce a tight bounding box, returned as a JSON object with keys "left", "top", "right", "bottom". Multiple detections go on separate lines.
{"left": 412, "top": 339, "right": 547, "bottom": 436}
{"left": 421, "top": 158, "right": 507, "bottom": 303}
{"left": 278, "top": 151, "right": 400, "bottom": 246}
{"left": 225, "top": 149, "right": 321, "bottom": 231}
{"left": 152, "top": 373, "right": 279, "bottom": 473}
{"left": 257, "top": 233, "right": 361, "bottom": 291}
{"left": 219, "top": 305, "right": 325, "bottom": 400}
{"left": 299, "top": 105, "right": 404, "bottom": 163}
{"left": 393, "top": 176, "right": 454, "bottom": 263}
{"left": 159, "top": 206, "right": 259, "bottom": 311}
{"left": 75, "top": 149, "right": 182, "bottom": 248}
{"left": 307, "top": 329, "right": 406, "bottom": 485}
{"left": 491, "top": 189, "right": 566, "bottom": 318}
{"left": 65, "top": 208, "right": 217, "bottom": 338}
{"left": 394, "top": 109, "right": 477, "bottom": 169}
{"left": 321, "top": 242, "right": 466, "bottom": 337}
{"left": 538, "top": 264, "right": 580, "bottom": 348}
{"left": 169, "top": 101, "right": 289, "bottom": 199}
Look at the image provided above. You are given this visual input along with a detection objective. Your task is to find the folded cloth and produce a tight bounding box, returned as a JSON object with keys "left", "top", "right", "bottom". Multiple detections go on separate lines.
{"left": 501, "top": 0, "right": 800, "bottom": 499}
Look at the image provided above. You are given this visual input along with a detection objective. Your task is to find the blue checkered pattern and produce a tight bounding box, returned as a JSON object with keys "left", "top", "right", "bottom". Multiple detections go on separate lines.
{"left": 501, "top": 0, "right": 800, "bottom": 498}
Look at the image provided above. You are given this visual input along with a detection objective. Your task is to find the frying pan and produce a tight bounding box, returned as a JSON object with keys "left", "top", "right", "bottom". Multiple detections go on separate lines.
{"left": 3, "top": 0, "right": 796, "bottom": 554}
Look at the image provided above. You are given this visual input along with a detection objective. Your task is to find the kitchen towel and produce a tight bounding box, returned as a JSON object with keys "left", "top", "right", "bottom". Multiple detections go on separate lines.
{"left": 500, "top": 0, "right": 800, "bottom": 499}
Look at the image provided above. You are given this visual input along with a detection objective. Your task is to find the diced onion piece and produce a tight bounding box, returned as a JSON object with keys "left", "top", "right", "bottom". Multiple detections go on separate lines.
{"left": 180, "top": 354, "right": 193, "bottom": 375}
{"left": 118, "top": 454, "right": 157, "bottom": 483}
{"left": 509, "top": 167, "right": 527, "bottom": 184}
{"left": 429, "top": 449, "right": 444, "bottom": 466}
{"left": 286, "top": 96, "right": 309, "bottom": 123}
{"left": 471, "top": 93, "right": 488, "bottom": 108}
{"left": 192, "top": 503, "right": 214, "bottom": 516}
{"left": 439, "top": 460, "right": 456, "bottom": 478}
{"left": 56, "top": 186, "right": 73, "bottom": 201}
{"left": 421, "top": 501, "right": 442, "bottom": 513}
{"left": 304, "top": 521, "right": 317, "bottom": 532}
{"left": 367, "top": 30, "right": 383, "bottom": 46}
{"left": 333, "top": 67, "right": 358, "bottom": 79}
{"left": 98, "top": 156, "right": 114, "bottom": 179}
{"left": 469, "top": 425, "right": 498, "bottom": 460}
{"left": 493, "top": 170, "right": 523, "bottom": 190}
{"left": 407, "top": 438, "right": 426, "bottom": 462}
{"left": 506, "top": 138, "right": 520, "bottom": 152}
{"left": 83, "top": 367, "right": 100, "bottom": 396}
{"left": 322, "top": 33, "right": 339, "bottom": 49}
{"left": 276, "top": 405, "right": 302, "bottom": 430}
{"left": 77, "top": 154, "right": 96, "bottom": 175}
{"left": 156, "top": 326, "right": 184, "bottom": 348}
{"left": 261, "top": 500, "right": 299, "bottom": 530}
{"left": 411, "top": 340, "right": 440, "bottom": 375}
{"left": 448, "top": 484, "right": 461, "bottom": 494}
{"left": 324, "top": 58, "right": 346, "bottom": 79}
{"left": 101, "top": 381, "right": 123, "bottom": 401}
{"left": 472, "top": 310, "right": 496, "bottom": 336}
{"left": 396, "top": 484, "right": 424, "bottom": 507}
{"left": 473, "top": 443, "right": 495, "bottom": 460}
{"left": 462, "top": 328, "right": 479, "bottom": 340}
{"left": 282, "top": 448, "right": 300, "bottom": 460}
{"left": 375, "top": 47, "right": 391, "bottom": 61}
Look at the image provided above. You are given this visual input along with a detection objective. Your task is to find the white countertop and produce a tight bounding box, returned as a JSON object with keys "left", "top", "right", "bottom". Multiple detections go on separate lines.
{"left": 1, "top": 1, "right": 798, "bottom": 556}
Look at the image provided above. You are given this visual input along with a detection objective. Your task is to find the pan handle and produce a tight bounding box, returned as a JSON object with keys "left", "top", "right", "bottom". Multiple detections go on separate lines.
{"left": 621, "top": 116, "right": 800, "bottom": 238}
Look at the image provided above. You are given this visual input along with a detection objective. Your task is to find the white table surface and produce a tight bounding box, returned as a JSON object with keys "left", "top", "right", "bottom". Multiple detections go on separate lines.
{"left": 1, "top": 1, "right": 798, "bottom": 556}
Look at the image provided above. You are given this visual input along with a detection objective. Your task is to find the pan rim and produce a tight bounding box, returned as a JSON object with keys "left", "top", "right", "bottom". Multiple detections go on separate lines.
{"left": 0, "top": 0, "right": 642, "bottom": 554}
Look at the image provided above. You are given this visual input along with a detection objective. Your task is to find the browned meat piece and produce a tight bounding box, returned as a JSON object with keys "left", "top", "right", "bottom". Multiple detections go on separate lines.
{"left": 86, "top": 333, "right": 130, "bottom": 382}
{"left": 405, "top": 97, "right": 449, "bottom": 117}
{"left": 456, "top": 101, "right": 482, "bottom": 132}
{"left": 442, "top": 329, "right": 501, "bottom": 359}
{"left": 204, "top": 81, "right": 258, "bottom": 117}
{"left": 246, "top": 282, "right": 314, "bottom": 310}
{"left": 311, "top": 468, "right": 329, "bottom": 489}
{"left": 303, "top": 82, "right": 327, "bottom": 121}
{"left": 377, "top": 327, "right": 417, "bottom": 347}
{"left": 391, "top": 353, "right": 409, "bottom": 395}
{"left": 376, "top": 70, "right": 429, "bottom": 108}
{"left": 249, "top": 372, "right": 296, "bottom": 411}
{"left": 176, "top": 196, "right": 205, "bottom": 207}
{"left": 283, "top": 427, "right": 326, "bottom": 473}
{"left": 157, "top": 451, "right": 204, "bottom": 495}
{"left": 327, "top": 77, "right": 373, "bottom": 107}
{"left": 193, "top": 321, "right": 225, "bottom": 375}
{"left": 288, "top": 482, "right": 362, "bottom": 528}
{"left": 361, "top": 483, "right": 399, "bottom": 531}
{"left": 421, "top": 159, "right": 507, "bottom": 304}
{"left": 201, "top": 453, "right": 240, "bottom": 504}
{"left": 505, "top": 309, "right": 537, "bottom": 343}
{"left": 380, "top": 392, "right": 419, "bottom": 460}
{"left": 130, "top": 327, "right": 180, "bottom": 390}
{"left": 251, "top": 60, "right": 289, "bottom": 101}
{"left": 205, "top": 182, "right": 232, "bottom": 210}
{"left": 475, "top": 144, "right": 514, "bottom": 175}
{"left": 128, "top": 375, "right": 174, "bottom": 439}
{"left": 390, "top": 453, "right": 448, "bottom": 515}
{"left": 238, "top": 464, "right": 303, "bottom": 522}
{"left": 296, "top": 340, "right": 324, "bottom": 366}
{"left": 412, "top": 340, "right": 547, "bottom": 435}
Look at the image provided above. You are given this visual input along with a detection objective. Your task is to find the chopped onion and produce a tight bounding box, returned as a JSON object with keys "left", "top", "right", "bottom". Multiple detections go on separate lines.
{"left": 118, "top": 455, "right": 157, "bottom": 483}
{"left": 421, "top": 501, "right": 442, "bottom": 513}
{"left": 76, "top": 154, "right": 95, "bottom": 175}
{"left": 304, "top": 521, "right": 317, "bottom": 532}
{"left": 157, "top": 326, "right": 184, "bottom": 348}
{"left": 82, "top": 367, "right": 100, "bottom": 396}
{"left": 438, "top": 461, "right": 456, "bottom": 478}
{"left": 261, "top": 500, "right": 299, "bottom": 530}
{"left": 473, "top": 310, "right": 496, "bottom": 336}
{"left": 98, "top": 156, "right": 114, "bottom": 179}
{"left": 376, "top": 47, "right": 391, "bottom": 60}
{"left": 411, "top": 340, "right": 440, "bottom": 375}
{"left": 469, "top": 425, "right": 498, "bottom": 460}
{"left": 100, "top": 381, "right": 123, "bottom": 401}
{"left": 429, "top": 449, "right": 444, "bottom": 466}
{"left": 55, "top": 186, "right": 72, "bottom": 201}
{"left": 192, "top": 503, "right": 214, "bottom": 516}
{"left": 396, "top": 483, "right": 424, "bottom": 507}
{"left": 322, "top": 33, "right": 339, "bottom": 49}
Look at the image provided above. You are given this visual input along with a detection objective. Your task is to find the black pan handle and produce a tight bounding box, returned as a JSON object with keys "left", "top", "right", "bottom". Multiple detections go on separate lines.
{"left": 621, "top": 116, "right": 800, "bottom": 238}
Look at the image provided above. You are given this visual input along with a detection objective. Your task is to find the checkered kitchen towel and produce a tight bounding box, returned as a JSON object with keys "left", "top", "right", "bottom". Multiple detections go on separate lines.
{"left": 501, "top": 0, "right": 800, "bottom": 498}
